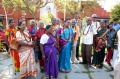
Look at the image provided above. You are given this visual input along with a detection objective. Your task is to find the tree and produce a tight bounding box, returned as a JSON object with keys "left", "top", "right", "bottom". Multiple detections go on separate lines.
{"left": 55, "top": 0, "right": 98, "bottom": 19}
{"left": 110, "top": 4, "right": 120, "bottom": 22}
{"left": 2, "top": 0, "right": 56, "bottom": 20}
{"left": 40, "top": 12, "right": 54, "bottom": 25}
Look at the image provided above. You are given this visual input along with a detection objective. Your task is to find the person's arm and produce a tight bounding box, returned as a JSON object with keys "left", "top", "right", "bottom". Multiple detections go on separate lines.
{"left": 18, "top": 40, "right": 33, "bottom": 47}
{"left": 111, "top": 32, "right": 117, "bottom": 50}
{"left": 40, "top": 44, "right": 45, "bottom": 59}
{"left": 57, "top": 34, "right": 60, "bottom": 49}
{"left": 5, "top": 36, "right": 9, "bottom": 47}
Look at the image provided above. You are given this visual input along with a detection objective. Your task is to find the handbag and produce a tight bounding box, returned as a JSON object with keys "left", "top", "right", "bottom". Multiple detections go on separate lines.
{"left": 9, "top": 37, "right": 20, "bottom": 50}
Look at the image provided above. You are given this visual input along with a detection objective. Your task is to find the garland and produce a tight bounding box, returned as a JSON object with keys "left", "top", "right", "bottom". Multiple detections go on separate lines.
{"left": 63, "top": 28, "right": 70, "bottom": 41}
{"left": 83, "top": 25, "right": 91, "bottom": 35}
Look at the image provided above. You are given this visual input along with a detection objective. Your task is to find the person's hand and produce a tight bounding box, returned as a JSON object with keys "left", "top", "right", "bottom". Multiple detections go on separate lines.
{"left": 111, "top": 48, "right": 114, "bottom": 51}
{"left": 42, "top": 55, "right": 45, "bottom": 60}
{"left": 28, "top": 42, "right": 34, "bottom": 47}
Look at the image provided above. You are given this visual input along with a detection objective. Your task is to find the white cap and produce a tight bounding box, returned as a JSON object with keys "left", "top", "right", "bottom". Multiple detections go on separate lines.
{"left": 91, "top": 14, "right": 97, "bottom": 18}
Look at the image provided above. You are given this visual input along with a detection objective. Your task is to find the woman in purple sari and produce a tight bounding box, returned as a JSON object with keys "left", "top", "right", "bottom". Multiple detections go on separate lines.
{"left": 40, "top": 25, "right": 58, "bottom": 79}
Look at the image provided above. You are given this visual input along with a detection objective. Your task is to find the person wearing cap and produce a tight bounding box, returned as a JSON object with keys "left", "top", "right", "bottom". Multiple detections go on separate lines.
{"left": 91, "top": 14, "right": 100, "bottom": 31}
{"left": 114, "top": 28, "right": 120, "bottom": 79}
{"left": 113, "top": 18, "right": 120, "bottom": 31}
{"left": 80, "top": 17, "right": 97, "bottom": 68}
{"left": 73, "top": 12, "right": 82, "bottom": 60}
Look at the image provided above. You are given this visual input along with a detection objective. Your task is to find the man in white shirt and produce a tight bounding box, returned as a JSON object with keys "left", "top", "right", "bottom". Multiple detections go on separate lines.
{"left": 80, "top": 17, "right": 97, "bottom": 68}
{"left": 73, "top": 12, "right": 82, "bottom": 60}
{"left": 91, "top": 14, "right": 100, "bottom": 31}
{"left": 114, "top": 29, "right": 120, "bottom": 79}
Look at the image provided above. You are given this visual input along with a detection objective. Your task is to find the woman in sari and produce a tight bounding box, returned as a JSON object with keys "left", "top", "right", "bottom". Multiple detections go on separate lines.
{"left": 16, "top": 21, "right": 38, "bottom": 79}
{"left": 35, "top": 21, "right": 45, "bottom": 72}
{"left": 5, "top": 18, "right": 20, "bottom": 72}
{"left": 57, "top": 20, "right": 74, "bottom": 72}
{"left": 92, "top": 20, "right": 108, "bottom": 68}
{"left": 40, "top": 25, "right": 58, "bottom": 79}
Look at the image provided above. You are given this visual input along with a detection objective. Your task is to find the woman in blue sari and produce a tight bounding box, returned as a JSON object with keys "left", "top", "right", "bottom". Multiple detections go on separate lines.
{"left": 57, "top": 20, "right": 74, "bottom": 72}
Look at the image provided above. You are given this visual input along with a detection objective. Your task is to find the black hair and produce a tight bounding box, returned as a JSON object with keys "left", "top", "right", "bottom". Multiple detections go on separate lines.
{"left": 64, "top": 19, "right": 69, "bottom": 22}
{"left": 51, "top": 18, "right": 56, "bottom": 21}
{"left": 73, "top": 12, "right": 78, "bottom": 15}
{"left": 18, "top": 21, "right": 24, "bottom": 30}
{"left": 113, "top": 18, "right": 118, "bottom": 21}
{"left": 9, "top": 18, "right": 14, "bottom": 24}
{"left": 18, "top": 21, "right": 23, "bottom": 27}
{"left": 45, "top": 25, "right": 51, "bottom": 30}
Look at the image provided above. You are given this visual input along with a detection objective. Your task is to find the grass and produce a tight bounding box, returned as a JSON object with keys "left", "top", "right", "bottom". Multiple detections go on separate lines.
{"left": 109, "top": 74, "right": 114, "bottom": 79}
{"left": 40, "top": 75, "right": 44, "bottom": 79}
{"left": 65, "top": 75, "right": 68, "bottom": 79}
{"left": 83, "top": 65, "right": 94, "bottom": 79}
{"left": 74, "top": 71, "right": 81, "bottom": 73}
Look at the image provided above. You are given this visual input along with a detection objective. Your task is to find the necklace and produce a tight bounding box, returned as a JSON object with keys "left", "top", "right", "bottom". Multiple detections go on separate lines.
{"left": 83, "top": 25, "right": 91, "bottom": 35}
{"left": 20, "top": 31, "right": 31, "bottom": 42}
{"left": 63, "top": 28, "right": 70, "bottom": 41}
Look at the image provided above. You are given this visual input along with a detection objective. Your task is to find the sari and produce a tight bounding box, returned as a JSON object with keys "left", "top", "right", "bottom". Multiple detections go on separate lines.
{"left": 92, "top": 27, "right": 108, "bottom": 66}
{"left": 16, "top": 31, "right": 38, "bottom": 78}
{"left": 40, "top": 34, "right": 58, "bottom": 79}
{"left": 35, "top": 28, "right": 45, "bottom": 71}
{"left": 57, "top": 27, "right": 74, "bottom": 72}
{"left": 5, "top": 27, "right": 20, "bottom": 72}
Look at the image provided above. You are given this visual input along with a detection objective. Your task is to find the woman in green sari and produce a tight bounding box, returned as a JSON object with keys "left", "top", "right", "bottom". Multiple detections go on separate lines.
{"left": 92, "top": 20, "right": 108, "bottom": 68}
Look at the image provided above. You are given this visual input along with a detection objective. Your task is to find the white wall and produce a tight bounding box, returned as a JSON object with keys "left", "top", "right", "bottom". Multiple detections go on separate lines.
{"left": 40, "top": 3, "right": 57, "bottom": 17}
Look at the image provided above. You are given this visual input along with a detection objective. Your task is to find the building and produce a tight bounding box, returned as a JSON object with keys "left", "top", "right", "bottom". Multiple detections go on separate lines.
{"left": 0, "top": 5, "right": 40, "bottom": 29}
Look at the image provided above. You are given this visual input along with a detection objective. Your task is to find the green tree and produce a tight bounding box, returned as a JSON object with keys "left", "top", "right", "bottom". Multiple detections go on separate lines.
{"left": 55, "top": 0, "right": 98, "bottom": 18}
{"left": 2, "top": 0, "right": 55, "bottom": 20}
{"left": 110, "top": 4, "right": 120, "bottom": 21}
{"left": 40, "top": 12, "right": 54, "bottom": 25}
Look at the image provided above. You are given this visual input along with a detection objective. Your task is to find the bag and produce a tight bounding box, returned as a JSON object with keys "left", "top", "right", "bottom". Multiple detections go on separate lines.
{"left": 9, "top": 38, "right": 20, "bottom": 50}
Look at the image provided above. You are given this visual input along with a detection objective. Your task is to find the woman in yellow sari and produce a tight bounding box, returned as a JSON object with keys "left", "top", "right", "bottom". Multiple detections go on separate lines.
{"left": 16, "top": 21, "right": 38, "bottom": 79}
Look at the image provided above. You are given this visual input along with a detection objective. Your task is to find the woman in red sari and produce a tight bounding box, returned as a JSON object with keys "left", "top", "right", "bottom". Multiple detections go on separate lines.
{"left": 5, "top": 18, "right": 20, "bottom": 72}
{"left": 35, "top": 21, "right": 45, "bottom": 72}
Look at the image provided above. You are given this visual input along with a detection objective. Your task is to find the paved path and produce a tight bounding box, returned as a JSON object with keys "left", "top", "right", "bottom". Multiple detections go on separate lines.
{"left": 0, "top": 53, "right": 114, "bottom": 79}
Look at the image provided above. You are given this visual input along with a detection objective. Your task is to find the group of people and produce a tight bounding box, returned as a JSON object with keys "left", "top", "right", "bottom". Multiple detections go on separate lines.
{"left": 0, "top": 12, "right": 120, "bottom": 79}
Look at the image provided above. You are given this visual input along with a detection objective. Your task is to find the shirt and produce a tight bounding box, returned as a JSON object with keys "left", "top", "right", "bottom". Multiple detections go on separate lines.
{"left": 117, "top": 30, "right": 120, "bottom": 63}
{"left": 35, "top": 28, "right": 45, "bottom": 39}
{"left": 40, "top": 34, "right": 49, "bottom": 44}
{"left": 5, "top": 27, "right": 17, "bottom": 44}
{"left": 82, "top": 24, "right": 97, "bottom": 45}
{"left": 92, "top": 21, "right": 100, "bottom": 31}
{"left": 113, "top": 24, "right": 120, "bottom": 31}
{"left": 117, "top": 30, "right": 120, "bottom": 51}
{"left": 73, "top": 26, "right": 79, "bottom": 41}
{"left": 111, "top": 31, "right": 118, "bottom": 49}
{"left": 74, "top": 19, "right": 82, "bottom": 37}
{"left": 107, "top": 30, "right": 115, "bottom": 47}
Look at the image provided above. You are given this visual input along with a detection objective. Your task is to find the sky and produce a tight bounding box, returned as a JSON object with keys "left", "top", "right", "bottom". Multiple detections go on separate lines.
{"left": 98, "top": 0, "right": 120, "bottom": 12}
